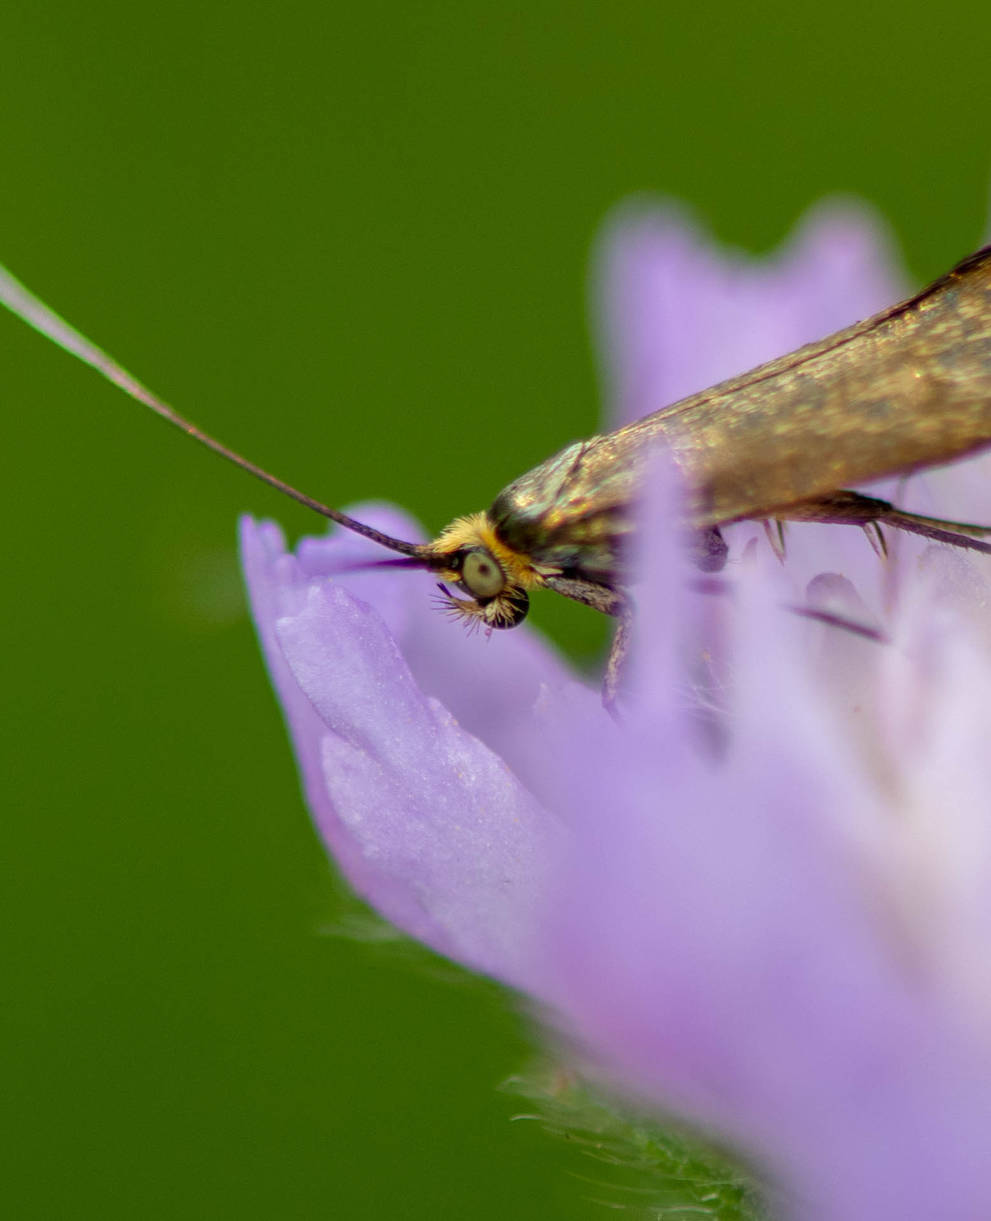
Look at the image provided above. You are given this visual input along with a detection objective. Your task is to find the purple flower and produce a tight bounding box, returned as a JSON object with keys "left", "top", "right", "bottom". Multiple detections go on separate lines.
{"left": 241, "top": 200, "right": 991, "bottom": 1219}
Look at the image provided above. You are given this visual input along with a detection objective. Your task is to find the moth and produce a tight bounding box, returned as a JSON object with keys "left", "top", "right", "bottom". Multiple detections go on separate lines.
{"left": 2, "top": 245, "right": 990, "bottom": 703}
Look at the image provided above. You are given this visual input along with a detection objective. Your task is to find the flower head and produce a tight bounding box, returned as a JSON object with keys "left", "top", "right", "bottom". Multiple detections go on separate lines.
{"left": 241, "top": 200, "right": 991, "bottom": 1219}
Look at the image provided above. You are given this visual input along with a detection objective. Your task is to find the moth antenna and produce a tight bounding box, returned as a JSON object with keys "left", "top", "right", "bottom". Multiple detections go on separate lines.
{"left": 0, "top": 262, "right": 425, "bottom": 559}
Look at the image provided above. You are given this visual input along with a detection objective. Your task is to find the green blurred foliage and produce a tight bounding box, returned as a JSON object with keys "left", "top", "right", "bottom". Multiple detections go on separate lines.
{"left": 1, "top": 2, "right": 987, "bottom": 1217}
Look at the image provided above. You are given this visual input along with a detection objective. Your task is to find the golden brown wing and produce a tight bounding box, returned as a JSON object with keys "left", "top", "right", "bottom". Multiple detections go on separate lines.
{"left": 621, "top": 243, "right": 991, "bottom": 525}
{"left": 492, "top": 245, "right": 991, "bottom": 582}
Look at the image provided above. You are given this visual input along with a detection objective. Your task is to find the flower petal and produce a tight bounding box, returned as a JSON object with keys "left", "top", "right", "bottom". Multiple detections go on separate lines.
{"left": 240, "top": 515, "right": 560, "bottom": 991}
{"left": 541, "top": 453, "right": 991, "bottom": 1219}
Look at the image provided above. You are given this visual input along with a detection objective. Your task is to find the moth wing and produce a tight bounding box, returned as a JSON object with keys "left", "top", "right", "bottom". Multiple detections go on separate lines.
{"left": 489, "top": 433, "right": 650, "bottom": 585}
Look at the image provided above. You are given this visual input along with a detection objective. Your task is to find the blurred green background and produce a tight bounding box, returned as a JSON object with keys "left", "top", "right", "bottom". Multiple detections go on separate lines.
{"left": 1, "top": 3, "right": 987, "bottom": 1217}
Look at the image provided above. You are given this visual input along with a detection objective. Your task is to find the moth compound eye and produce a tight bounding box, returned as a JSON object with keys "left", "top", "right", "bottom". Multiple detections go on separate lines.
{"left": 462, "top": 549, "right": 505, "bottom": 600}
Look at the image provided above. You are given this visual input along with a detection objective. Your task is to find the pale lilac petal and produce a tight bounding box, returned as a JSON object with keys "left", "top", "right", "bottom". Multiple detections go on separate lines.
{"left": 541, "top": 458, "right": 991, "bottom": 1219}
{"left": 240, "top": 515, "right": 565, "bottom": 991}
{"left": 547, "top": 201, "right": 991, "bottom": 1217}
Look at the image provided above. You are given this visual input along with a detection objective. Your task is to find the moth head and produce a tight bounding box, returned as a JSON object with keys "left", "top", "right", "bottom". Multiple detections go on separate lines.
{"left": 422, "top": 512, "right": 535, "bottom": 630}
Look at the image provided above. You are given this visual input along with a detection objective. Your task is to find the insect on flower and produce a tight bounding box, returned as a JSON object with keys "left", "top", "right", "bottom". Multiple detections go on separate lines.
{"left": 2, "top": 246, "right": 990, "bottom": 704}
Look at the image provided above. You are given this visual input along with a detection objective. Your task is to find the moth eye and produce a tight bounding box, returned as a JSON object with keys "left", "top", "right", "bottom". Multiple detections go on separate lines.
{"left": 462, "top": 549, "right": 505, "bottom": 599}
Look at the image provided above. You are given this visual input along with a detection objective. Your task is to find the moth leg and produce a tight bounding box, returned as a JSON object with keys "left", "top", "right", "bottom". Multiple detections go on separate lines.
{"left": 542, "top": 573, "right": 625, "bottom": 617}
{"left": 602, "top": 604, "right": 634, "bottom": 716}
{"left": 782, "top": 490, "right": 991, "bottom": 558}
{"left": 541, "top": 574, "right": 628, "bottom": 713}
